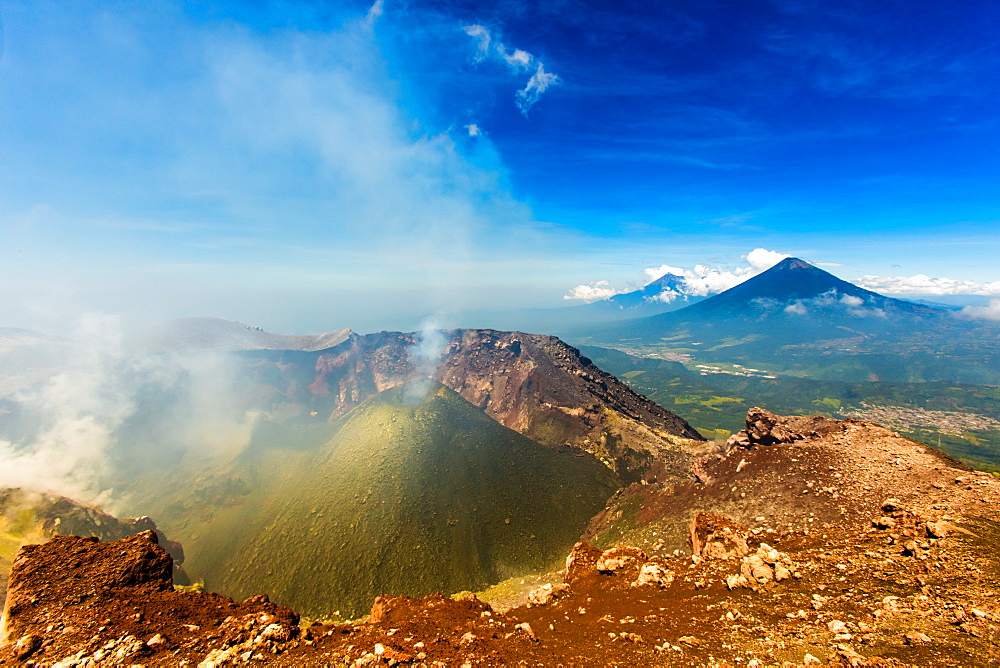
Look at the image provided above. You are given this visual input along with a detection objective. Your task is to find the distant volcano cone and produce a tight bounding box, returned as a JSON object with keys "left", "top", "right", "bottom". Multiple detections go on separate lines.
{"left": 578, "top": 257, "right": 970, "bottom": 382}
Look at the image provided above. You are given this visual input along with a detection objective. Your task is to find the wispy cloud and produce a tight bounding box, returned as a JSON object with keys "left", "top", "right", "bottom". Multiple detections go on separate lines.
{"left": 761, "top": 4, "right": 1000, "bottom": 102}
{"left": 463, "top": 24, "right": 492, "bottom": 61}
{"left": 365, "top": 0, "right": 384, "bottom": 26}
{"left": 0, "top": 2, "right": 549, "bottom": 331}
{"left": 517, "top": 63, "right": 559, "bottom": 114}
{"left": 696, "top": 212, "right": 757, "bottom": 228}
{"left": 463, "top": 24, "right": 559, "bottom": 115}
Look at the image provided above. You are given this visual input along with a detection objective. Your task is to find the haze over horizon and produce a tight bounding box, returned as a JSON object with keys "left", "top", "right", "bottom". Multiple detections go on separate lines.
{"left": 2, "top": 0, "right": 999, "bottom": 335}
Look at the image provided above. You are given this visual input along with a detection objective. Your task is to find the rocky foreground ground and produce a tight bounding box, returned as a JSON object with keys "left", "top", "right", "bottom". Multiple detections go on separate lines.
{"left": 2, "top": 410, "right": 1000, "bottom": 666}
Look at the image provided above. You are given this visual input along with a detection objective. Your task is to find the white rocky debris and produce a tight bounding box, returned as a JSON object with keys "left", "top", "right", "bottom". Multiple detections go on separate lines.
{"left": 526, "top": 582, "right": 570, "bottom": 606}
{"left": 632, "top": 562, "right": 675, "bottom": 588}
{"left": 595, "top": 547, "right": 646, "bottom": 573}
{"left": 725, "top": 542, "right": 798, "bottom": 590}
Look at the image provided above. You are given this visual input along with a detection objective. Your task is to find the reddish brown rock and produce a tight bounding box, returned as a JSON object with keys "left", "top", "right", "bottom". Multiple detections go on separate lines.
{"left": 369, "top": 592, "right": 491, "bottom": 626}
{"left": 726, "top": 407, "right": 843, "bottom": 449}
{"left": 595, "top": 546, "right": 646, "bottom": 573}
{"left": 564, "top": 541, "right": 605, "bottom": 583}
{"left": 0, "top": 531, "right": 298, "bottom": 666}
{"left": 264, "top": 329, "right": 705, "bottom": 482}
{"left": 689, "top": 512, "right": 751, "bottom": 560}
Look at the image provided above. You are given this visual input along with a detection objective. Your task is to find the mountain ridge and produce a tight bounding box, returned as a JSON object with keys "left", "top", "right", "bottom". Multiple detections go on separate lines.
{"left": 235, "top": 328, "right": 706, "bottom": 483}
{"left": 127, "top": 317, "right": 352, "bottom": 353}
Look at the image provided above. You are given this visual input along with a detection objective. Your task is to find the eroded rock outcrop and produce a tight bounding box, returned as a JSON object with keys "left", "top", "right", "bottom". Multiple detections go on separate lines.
{"left": 0, "top": 487, "right": 187, "bottom": 611}
{"left": 725, "top": 407, "right": 844, "bottom": 450}
{"left": 564, "top": 541, "right": 605, "bottom": 583}
{"left": 725, "top": 542, "right": 798, "bottom": 590}
{"left": 689, "top": 512, "right": 751, "bottom": 561}
{"left": 595, "top": 546, "right": 646, "bottom": 573}
{"left": 526, "top": 583, "right": 570, "bottom": 606}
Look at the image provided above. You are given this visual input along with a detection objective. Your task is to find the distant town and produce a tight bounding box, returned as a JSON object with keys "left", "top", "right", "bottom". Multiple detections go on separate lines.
{"left": 843, "top": 402, "right": 1000, "bottom": 436}
{"left": 694, "top": 363, "right": 777, "bottom": 379}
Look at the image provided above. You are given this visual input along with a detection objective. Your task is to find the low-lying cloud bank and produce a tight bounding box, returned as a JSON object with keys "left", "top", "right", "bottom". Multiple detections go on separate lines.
{"left": 563, "top": 280, "right": 619, "bottom": 302}
{"left": 961, "top": 299, "right": 1000, "bottom": 321}
{"left": 781, "top": 291, "right": 886, "bottom": 318}
{"left": 857, "top": 274, "right": 1000, "bottom": 296}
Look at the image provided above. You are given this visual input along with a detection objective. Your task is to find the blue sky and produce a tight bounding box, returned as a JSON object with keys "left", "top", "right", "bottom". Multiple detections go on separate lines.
{"left": 1, "top": 0, "right": 999, "bottom": 334}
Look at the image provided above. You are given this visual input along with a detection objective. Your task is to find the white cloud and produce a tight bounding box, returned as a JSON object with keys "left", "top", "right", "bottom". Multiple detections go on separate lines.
{"left": 784, "top": 302, "right": 808, "bottom": 315}
{"left": 961, "top": 298, "right": 1000, "bottom": 321}
{"left": 856, "top": 274, "right": 1000, "bottom": 295}
{"left": 569, "top": 248, "right": 792, "bottom": 303}
{"left": 782, "top": 290, "right": 886, "bottom": 318}
{"left": 644, "top": 265, "right": 687, "bottom": 281}
{"left": 463, "top": 25, "right": 558, "bottom": 114}
{"left": 744, "top": 248, "right": 789, "bottom": 271}
{"left": 644, "top": 248, "right": 788, "bottom": 297}
{"left": 517, "top": 63, "right": 559, "bottom": 115}
{"left": 502, "top": 49, "right": 532, "bottom": 70}
{"left": 463, "top": 24, "right": 492, "bottom": 60}
{"left": 651, "top": 288, "right": 681, "bottom": 304}
{"left": 840, "top": 294, "right": 863, "bottom": 307}
{"left": 465, "top": 123, "right": 481, "bottom": 137}
{"left": 564, "top": 280, "right": 619, "bottom": 302}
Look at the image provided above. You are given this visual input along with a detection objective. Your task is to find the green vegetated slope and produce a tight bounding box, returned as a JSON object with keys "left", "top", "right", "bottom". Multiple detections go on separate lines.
{"left": 131, "top": 383, "right": 619, "bottom": 619}
{"left": 579, "top": 345, "right": 1000, "bottom": 472}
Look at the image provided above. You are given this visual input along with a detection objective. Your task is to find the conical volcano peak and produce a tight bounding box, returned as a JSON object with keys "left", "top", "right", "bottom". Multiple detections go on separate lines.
{"left": 772, "top": 257, "right": 815, "bottom": 271}
{"left": 645, "top": 272, "right": 686, "bottom": 288}
{"left": 703, "top": 255, "right": 858, "bottom": 304}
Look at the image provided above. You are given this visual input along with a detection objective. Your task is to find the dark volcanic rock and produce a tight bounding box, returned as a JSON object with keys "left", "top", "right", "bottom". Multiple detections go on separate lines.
{"left": 435, "top": 330, "right": 704, "bottom": 482}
